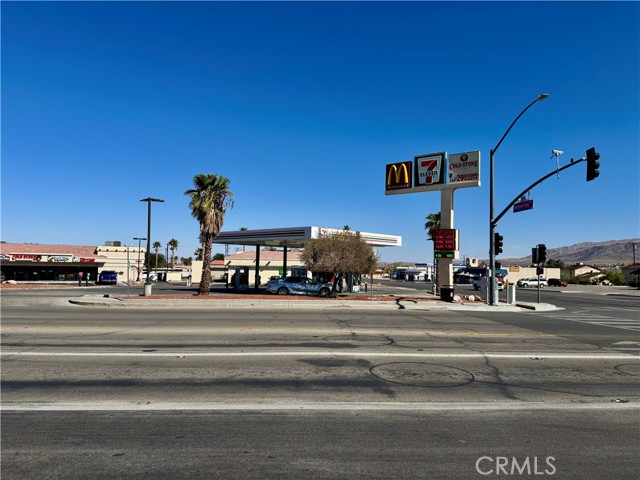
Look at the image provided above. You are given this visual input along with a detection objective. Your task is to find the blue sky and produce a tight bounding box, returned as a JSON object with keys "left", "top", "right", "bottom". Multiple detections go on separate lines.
{"left": 2, "top": 1, "right": 639, "bottom": 263}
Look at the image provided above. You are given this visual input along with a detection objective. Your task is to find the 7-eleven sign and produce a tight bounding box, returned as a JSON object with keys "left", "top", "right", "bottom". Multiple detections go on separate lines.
{"left": 415, "top": 152, "right": 445, "bottom": 187}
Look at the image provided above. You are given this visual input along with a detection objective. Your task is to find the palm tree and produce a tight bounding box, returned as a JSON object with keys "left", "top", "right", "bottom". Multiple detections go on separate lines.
{"left": 185, "top": 173, "right": 234, "bottom": 295}
{"left": 194, "top": 247, "right": 203, "bottom": 261}
{"left": 424, "top": 212, "right": 441, "bottom": 241}
{"left": 168, "top": 239, "right": 179, "bottom": 270}
{"left": 153, "top": 241, "right": 162, "bottom": 269}
{"left": 425, "top": 212, "right": 441, "bottom": 289}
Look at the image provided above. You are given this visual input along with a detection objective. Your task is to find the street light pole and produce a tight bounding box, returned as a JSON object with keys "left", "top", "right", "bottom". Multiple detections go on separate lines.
{"left": 140, "top": 197, "right": 165, "bottom": 296}
{"left": 489, "top": 93, "right": 549, "bottom": 306}
{"left": 133, "top": 237, "right": 146, "bottom": 282}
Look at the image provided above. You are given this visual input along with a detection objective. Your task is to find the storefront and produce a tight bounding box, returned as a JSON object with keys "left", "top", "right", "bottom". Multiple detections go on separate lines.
{"left": 0, "top": 244, "right": 106, "bottom": 282}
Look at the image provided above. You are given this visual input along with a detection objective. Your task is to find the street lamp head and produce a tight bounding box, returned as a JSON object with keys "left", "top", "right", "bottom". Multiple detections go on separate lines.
{"left": 537, "top": 93, "right": 550, "bottom": 101}
{"left": 140, "top": 197, "right": 165, "bottom": 203}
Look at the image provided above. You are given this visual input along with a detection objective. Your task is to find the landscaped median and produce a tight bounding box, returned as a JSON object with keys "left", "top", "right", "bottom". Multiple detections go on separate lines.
{"left": 65, "top": 292, "right": 545, "bottom": 311}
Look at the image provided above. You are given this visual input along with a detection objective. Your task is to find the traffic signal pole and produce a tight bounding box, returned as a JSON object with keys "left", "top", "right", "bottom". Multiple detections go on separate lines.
{"left": 492, "top": 156, "right": 587, "bottom": 227}
{"left": 490, "top": 149, "right": 598, "bottom": 306}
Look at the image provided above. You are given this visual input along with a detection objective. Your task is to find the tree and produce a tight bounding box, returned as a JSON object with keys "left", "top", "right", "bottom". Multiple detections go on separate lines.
{"left": 181, "top": 257, "right": 193, "bottom": 267}
{"left": 194, "top": 247, "right": 203, "bottom": 261}
{"left": 424, "top": 212, "right": 441, "bottom": 241}
{"left": 300, "top": 231, "right": 378, "bottom": 295}
{"left": 185, "top": 173, "right": 234, "bottom": 295}
{"left": 424, "top": 212, "right": 441, "bottom": 289}
{"left": 546, "top": 258, "right": 565, "bottom": 269}
{"left": 153, "top": 241, "right": 162, "bottom": 269}
{"left": 603, "top": 270, "right": 625, "bottom": 286}
{"left": 168, "top": 239, "right": 179, "bottom": 270}
{"left": 212, "top": 253, "right": 224, "bottom": 261}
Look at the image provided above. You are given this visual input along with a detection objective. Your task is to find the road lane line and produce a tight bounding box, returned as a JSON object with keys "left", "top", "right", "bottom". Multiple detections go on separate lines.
{"left": 2, "top": 402, "right": 638, "bottom": 412}
{"left": 1, "top": 351, "right": 637, "bottom": 359}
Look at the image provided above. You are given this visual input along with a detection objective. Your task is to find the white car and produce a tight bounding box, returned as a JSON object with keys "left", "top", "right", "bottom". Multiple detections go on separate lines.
{"left": 517, "top": 277, "right": 548, "bottom": 288}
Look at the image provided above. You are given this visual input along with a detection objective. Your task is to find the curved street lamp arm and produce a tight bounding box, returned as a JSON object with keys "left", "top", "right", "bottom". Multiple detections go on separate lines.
{"left": 491, "top": 98, "right": 540, "bottom": 155}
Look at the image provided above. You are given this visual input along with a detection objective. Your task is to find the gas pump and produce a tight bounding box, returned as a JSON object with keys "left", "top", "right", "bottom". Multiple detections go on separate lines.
{"left": 233, "top": 266, "right": 250, "bottom": 292}
{"left": 291, "top": 267, "right": 307, "bottom": 277}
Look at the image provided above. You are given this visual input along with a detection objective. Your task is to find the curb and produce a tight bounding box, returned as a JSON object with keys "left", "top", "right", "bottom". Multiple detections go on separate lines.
{"left": 65, "top": 295, "right": 557, "bottom": 312}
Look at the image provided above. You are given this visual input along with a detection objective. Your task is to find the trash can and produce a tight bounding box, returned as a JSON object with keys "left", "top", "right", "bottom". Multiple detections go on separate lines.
{"left": 440, "top": 285, "right": 454, "bottom": 302}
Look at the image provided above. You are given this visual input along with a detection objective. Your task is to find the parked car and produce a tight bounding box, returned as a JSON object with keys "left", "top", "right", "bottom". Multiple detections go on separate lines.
{"left": 517, "top": 277, "right": 548, "bottom": 288}
{"left": 547, "top": 278, "right": 568, "bottom": 287}
{"left": 266, "top": 276, "right": 332, "bottom": 297}
{"left": 473, "top": 278, "right": 504, "bottom": 291}
{"left": 98, "top": 270, "right": 118, "bottom": 285}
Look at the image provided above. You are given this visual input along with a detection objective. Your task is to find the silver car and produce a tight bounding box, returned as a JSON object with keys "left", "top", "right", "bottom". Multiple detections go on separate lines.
{"left": 266, "top": 276, "right": 332, "bottom": 297}
{"left": 517, "top": 277, "right": 548, "bottom": 288}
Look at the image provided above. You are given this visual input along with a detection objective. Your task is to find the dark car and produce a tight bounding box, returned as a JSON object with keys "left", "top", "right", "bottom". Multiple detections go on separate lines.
{"left": 547, "top": 278, "right": 568, "bottom": 287}
{"left": 266, "top": 276, "right": 332, "bottom": 297}
{"left": 98, "top": 270, "right": 118, "bottom": 285}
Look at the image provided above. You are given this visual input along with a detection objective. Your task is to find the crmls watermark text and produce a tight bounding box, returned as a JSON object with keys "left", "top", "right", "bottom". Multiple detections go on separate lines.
{"left": 476, "top": 456, "right": 556, "bottom": 476}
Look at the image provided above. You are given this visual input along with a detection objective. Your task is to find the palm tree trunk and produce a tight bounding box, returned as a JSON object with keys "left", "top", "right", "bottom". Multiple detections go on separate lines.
{"left": 199, "top": 236, "right": 213, "bottom": 295}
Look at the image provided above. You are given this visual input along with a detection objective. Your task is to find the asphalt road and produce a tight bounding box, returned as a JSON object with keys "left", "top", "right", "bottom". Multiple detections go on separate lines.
{"left": 1, "top": 291, "right": 639, "bottom": 479}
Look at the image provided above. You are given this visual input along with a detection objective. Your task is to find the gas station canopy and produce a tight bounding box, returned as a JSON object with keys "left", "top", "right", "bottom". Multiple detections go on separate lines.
{"left": 212, "top": 226, "right": 402, "bottom": 249}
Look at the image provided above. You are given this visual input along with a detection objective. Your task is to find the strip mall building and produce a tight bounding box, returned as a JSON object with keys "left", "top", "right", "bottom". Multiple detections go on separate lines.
{"left": 0, "top": 243, "right": 145, "bottom": 282}
{"left": 0, "top": 226, "right": 402, "bottom": 284}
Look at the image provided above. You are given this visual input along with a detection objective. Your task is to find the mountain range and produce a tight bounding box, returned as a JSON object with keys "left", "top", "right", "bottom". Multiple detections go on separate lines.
{"left": 499, "top": 239, "right": 640, "bottom": 267}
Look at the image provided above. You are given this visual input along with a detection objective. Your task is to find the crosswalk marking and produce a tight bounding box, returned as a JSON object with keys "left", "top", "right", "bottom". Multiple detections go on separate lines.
{"left": 536, "top": 311, "right": 640, "bottom": 333}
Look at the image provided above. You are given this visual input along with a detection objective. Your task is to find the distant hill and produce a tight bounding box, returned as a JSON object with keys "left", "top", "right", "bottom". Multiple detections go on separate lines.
{"left": 500, "top": 239, "right": 640, "bottom": 267}
{"left": 381, "top": 239, "right": 640, "bottom": 268}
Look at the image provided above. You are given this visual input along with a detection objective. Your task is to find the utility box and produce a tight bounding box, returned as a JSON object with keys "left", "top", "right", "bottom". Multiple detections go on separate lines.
{"left": 507, "top": 283, "right": 516, "bottom": 304}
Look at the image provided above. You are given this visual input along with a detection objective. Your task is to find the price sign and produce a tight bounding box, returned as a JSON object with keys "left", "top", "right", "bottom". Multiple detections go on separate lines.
{"left": 433, "top": 229, "right": 458, "bottom": 252}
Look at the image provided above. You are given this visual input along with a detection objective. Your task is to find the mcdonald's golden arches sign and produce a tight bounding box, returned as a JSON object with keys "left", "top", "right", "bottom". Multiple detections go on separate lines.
{"left": 385, "top": 161, "right": 412, "bottom": 193}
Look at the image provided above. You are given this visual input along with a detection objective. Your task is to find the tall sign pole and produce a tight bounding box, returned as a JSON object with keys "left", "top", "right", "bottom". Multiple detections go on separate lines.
{"left": 386, "top": 150, "right": 480, "bottom": 299}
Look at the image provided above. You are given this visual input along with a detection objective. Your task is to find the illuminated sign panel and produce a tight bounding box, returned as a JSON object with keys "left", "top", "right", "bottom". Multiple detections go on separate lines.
{"left": 385, "top": 150, "right": 481, "bottom": 195}
{"left": 448, "top": 151, "right": 480, "bottom": 187}
{"left": 433, "top": 229, "right": 458, "bottom": 251}
{"left": 385, "top": 161, "right": 412, "bottom": 192}
{"left": 415, "top": 152, "right": 445, "bottom": 187}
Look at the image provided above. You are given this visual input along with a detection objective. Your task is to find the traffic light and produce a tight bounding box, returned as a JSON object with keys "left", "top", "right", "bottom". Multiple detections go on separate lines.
{"left": 538, "top": 244, "right": 547, "bottom": 264}
{"left": 586, "top": 147, "right": 600, "bottom": 182}
{"left": 495, "top": 233, "right": 504, "bottom": 255}
{"left": 532, "top": 246, "right": 539, "bottom": 264}
{"left": 495, "top": 261, "right": 502, "bottom": 270}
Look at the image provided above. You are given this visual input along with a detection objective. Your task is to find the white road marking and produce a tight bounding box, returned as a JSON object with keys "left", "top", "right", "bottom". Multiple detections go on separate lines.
{"left": 536, "top": 311, "right": 640, "bottom": 332}
{"left": 2, "top": 401, "right": 638, "bottom": 412}
{"left": 1, "top": 351, "right": 636, "bottom": 360}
